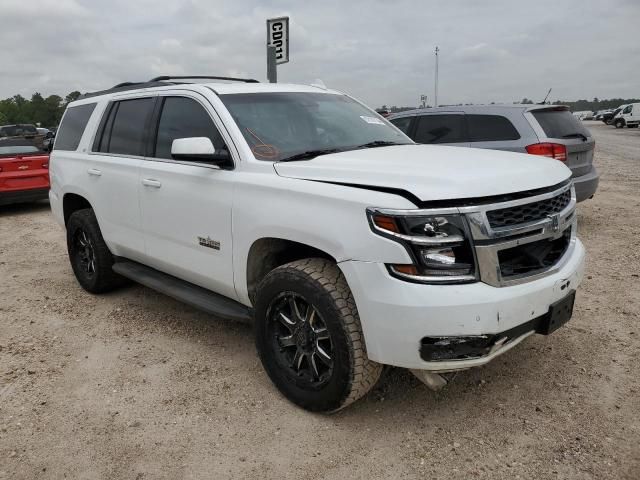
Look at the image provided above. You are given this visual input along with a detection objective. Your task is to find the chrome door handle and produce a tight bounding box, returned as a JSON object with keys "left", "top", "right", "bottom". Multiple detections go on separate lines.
{"left": 87, "top": 168, "right": 102, "bottom": 176}
{"left": 142, "top": 178, "right": 162, "bottom": 188}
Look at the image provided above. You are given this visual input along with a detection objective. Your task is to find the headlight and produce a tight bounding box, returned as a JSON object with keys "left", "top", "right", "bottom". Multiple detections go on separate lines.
{"left": 367, "top": 209, "right": 477, "bottom": 284}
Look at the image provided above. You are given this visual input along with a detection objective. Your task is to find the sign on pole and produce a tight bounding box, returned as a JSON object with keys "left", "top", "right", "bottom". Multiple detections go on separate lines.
{"left": 267, "top": 17, "right": 289, "bottom": 65}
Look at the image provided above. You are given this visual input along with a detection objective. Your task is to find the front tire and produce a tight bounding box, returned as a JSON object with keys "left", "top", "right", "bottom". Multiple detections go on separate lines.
{"left": 615, "top": 119, "right": 625, "bottom": 128}
{"left": 66, "top": 208, "right": 126, "bottom": 293}
{"left": 255, "top": 259, "right": 382, "bottom": 412}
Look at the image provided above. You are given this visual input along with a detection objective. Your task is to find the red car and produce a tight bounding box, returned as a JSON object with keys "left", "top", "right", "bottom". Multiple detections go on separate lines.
{"left": 0, "top": 139, "right": 50, "bottom": 206}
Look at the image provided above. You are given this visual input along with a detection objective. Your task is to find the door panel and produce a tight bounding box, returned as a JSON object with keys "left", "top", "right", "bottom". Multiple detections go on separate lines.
{"left": 138, "top": 94, "right": 236, "bottom": 300}
{"left": 85, "top": 154, "right": 145, "bottom": 259}
{"left": 139, "top": 161, "right": 236, "bottom": 300}
{"left": 84, "top": 97, "right": 155, "bottom": 260}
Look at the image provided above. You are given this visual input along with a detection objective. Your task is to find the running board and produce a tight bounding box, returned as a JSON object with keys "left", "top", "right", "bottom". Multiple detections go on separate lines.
{"left": 112, "top": 260, "right": 253, "bottom": 323}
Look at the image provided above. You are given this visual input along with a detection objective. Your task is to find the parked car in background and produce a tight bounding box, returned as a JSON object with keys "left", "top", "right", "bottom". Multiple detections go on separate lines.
{"left": 0, "top": 124, "right": 46, "bottom": 150}
{"left": 37, "top": 127, "right": 56, "bottom": 151}
{"left": 594, "top": 110, "right": 611, "bottom": 121}
{"left": 572, "top": 111, "right": 592, "bottom": 121}
{"left": 388, "top": 105, "right": 599, "bottom": 202}
{"left": 604, "top": 106, "right": 626, "bottom": 125}
{"left": 613, "top": 103, "right": 640, "bottom": 128}
{"left": 0, "top": 138, "right": 50, "bottom": 206}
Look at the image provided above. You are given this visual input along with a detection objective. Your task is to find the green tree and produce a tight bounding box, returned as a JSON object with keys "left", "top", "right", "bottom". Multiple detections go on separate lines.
{"left": 65, "top": 91, "right": 81, "bottom": 104}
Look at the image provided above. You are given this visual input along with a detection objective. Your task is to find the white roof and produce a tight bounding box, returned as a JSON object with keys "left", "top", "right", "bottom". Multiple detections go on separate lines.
{"left": 202, "top": 82, "right": 342, "bottom": 95}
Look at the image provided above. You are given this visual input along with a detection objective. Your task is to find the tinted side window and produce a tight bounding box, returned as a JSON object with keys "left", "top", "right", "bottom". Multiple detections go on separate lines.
{"left": 154, "top": 97, "right": 224, "bottom": 159}
{"left": 390, "top": 116, "right": 413, "bottom": 134}
{"left": 467, "top": 115, "right": 520, "bottom": 142}
{"left": 623, "top": 105, "right": 632, "bottom": 114}
{"left": 106, "top": 98, "right": 154, "bottom": 155}
{"left": 531, "top": 110, "right": 590, "bottom": 139}
{"left": 414, "top": 114, "right": 466, "bottom": 144}
{"left": 54, "top": 103, "right": 96, "bottom": 151}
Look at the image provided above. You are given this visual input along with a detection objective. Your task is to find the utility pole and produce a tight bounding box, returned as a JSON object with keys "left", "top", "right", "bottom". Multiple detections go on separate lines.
{"left": 434, "top": 46, "right": 439, "bottom": 107}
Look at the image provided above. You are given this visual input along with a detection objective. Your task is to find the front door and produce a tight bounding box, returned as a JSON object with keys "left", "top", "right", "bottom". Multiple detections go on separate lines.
{"left": 138, "top": 94, "right": 237, "bottom": 300}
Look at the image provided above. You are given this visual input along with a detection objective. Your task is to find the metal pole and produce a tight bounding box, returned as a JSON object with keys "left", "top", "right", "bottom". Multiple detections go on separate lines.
{"left": 267, "top": 45, "right": 277, "bottom": 83}
{"left": 434, "top": 46, "right": 439, "bottom": 107}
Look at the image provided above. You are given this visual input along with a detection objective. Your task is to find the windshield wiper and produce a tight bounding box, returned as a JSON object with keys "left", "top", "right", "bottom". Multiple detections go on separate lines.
{"left": 561, "top": 133, "right": 588, "bottom": 141}
{"left": 354, "top": 140, "right": 407, "bottom": 149}
{"left": 278, "top": 148, "right": 342, "bottom": 162}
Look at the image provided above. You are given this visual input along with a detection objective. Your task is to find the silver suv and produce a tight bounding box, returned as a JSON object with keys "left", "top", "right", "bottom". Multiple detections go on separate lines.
{"left": 388, "top": 105, "right": 598, "bottom": 202}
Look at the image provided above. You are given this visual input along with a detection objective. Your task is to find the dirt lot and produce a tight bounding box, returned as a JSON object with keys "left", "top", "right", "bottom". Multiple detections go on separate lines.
{"left": 1, "top": 122, "right": 639, "bottom": 479}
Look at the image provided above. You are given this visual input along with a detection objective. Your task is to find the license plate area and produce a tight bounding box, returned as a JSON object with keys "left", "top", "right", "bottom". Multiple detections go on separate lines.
{"left": 539, "top": 290, "right": 575, "bottom": 335}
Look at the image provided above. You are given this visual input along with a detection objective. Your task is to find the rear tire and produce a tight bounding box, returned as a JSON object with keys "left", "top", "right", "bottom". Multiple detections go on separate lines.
{"left": 255, "top": 258, "right": 382, "bottom": 412}
{"left": 66, "top": 208, "right": 126, "bottom": 293}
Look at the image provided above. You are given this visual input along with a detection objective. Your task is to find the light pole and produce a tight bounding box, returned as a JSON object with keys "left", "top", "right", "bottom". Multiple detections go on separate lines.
{"left": 434, "top": 46, "right": 439, "bottom": 107}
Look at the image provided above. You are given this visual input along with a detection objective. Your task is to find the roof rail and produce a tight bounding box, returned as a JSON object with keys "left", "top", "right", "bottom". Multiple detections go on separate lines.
{"left": 78, "top": 75, "right": 259, "bottom": 100}
{"left": 148, "top": 75, "right": 259, "bottom": 83}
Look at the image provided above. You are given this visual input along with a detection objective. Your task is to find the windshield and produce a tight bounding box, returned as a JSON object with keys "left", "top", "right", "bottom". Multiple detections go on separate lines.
{"left": 220, "top": 92, "right": 412, "bottom": 161}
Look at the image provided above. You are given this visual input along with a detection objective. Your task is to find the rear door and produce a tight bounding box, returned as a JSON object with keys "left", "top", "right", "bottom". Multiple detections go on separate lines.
{"left": 527, "top": 107, "right": 595, "bottom": 177}
{"left": 138, "top": 92, "right": 237, "bottom": 300}
{"left": 86, "top": 96, "right": 155, "bottom": 260}
{"left": 412, "top": 113, "right": 470, "bottom": 147}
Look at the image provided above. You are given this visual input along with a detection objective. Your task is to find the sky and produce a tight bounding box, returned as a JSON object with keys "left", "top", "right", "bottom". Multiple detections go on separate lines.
{"left": 2, "top": 0, "right": 639, "bottom": 108}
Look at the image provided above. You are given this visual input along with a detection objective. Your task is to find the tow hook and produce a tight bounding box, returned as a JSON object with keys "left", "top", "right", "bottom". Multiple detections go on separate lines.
{"left": 410, "top": 370, "right": 458, "bottom": 391}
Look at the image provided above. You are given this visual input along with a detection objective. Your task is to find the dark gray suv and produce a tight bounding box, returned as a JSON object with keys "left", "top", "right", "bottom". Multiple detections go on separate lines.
{"left": 388, "top": 105, "right": 598, "bottom": 202}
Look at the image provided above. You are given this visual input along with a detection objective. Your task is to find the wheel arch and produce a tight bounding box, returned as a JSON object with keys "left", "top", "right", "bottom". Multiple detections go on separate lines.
{"left": 63, "top": 193, "right": 92, "bottom": 226}
{"left": 245, "top": 237, "right": 336, "bottom": 305}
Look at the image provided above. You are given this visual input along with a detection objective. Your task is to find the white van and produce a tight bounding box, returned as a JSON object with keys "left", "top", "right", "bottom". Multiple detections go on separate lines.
{"left": 613, "top": 103, "right": 640, "bottom": 128}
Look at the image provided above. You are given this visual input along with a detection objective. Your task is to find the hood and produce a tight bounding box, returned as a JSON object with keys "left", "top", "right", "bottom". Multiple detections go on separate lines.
{"left": 274, "top": 145, "right": 571, "bottom": 202}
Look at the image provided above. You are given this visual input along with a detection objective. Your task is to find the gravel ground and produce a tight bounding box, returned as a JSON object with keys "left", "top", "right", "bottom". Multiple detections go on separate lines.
{"left": 1, "top": 121, "right": 638, "bottom": 479}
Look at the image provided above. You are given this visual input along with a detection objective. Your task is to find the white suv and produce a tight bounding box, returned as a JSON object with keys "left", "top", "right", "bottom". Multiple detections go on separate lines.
{"left": 49, "top": 76, "right": 585, "bottom": 412}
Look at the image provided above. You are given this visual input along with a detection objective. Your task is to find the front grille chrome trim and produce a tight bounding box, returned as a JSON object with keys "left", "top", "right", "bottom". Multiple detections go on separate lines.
{"left": 374, "top": 180, "right": 577, "bottom": 288}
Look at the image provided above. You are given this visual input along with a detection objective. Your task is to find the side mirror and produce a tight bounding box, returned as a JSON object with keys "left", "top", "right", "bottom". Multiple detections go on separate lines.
{"left": 171, "top": 137, "right": 232, "bottom": 167}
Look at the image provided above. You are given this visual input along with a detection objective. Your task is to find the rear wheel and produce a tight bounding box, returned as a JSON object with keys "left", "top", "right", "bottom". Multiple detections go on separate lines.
{"left": 255, "top": 258, "right": 382, "bottom": 412}
{"left": 66, "top": 208, "right": 126, "bottom": 293}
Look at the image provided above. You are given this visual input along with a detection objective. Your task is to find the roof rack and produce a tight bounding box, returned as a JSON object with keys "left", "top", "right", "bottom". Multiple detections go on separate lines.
{"left": 79, "top": 75, "right": 259, "bottom": 100}
{"left": 148, "top": 75, "right": 259, "bottom": 83}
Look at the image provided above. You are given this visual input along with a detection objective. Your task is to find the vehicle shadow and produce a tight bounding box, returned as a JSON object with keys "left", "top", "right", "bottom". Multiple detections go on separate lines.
{"left": 0, "top": 200, "right": 50, "bottom": 218}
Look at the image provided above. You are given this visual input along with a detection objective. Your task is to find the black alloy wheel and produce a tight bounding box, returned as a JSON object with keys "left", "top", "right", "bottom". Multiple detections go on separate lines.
{"left": 267, "top": 292, "right": 333, "bottom": 387}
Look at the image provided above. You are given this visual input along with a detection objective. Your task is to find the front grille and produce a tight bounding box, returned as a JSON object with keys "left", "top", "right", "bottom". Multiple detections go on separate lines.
{"left": 498, "top": 228, "right": 571, "bottom": 277}
{"left": 486, "top": 189, "right": 571, "bottom": 228}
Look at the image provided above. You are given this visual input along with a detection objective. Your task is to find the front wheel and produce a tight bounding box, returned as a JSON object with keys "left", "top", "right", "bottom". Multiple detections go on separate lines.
{"left": 255, "top": 259, "right": 382, "bottom": 412}
{"left": 615, "top": 119, "right": 625, "bottom": 128}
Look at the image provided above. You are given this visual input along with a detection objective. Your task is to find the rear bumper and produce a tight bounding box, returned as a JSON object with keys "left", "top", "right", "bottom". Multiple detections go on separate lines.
{"left": 573, "top": 165, "right": 599, "bottom": 202}
{"left": 0, "top": 187, "right": 49, "bottom": 206}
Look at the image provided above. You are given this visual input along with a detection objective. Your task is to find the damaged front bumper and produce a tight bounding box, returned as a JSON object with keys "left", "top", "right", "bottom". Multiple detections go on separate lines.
{"left": 339, "top": 238, "right": 585, "bottom": 372}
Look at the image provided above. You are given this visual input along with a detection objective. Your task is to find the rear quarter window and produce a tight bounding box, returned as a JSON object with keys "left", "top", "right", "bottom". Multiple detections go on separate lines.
{"left": 55, "top": 103, "right": 97, "bottom": 151}
{"left": 467, "top": 114, "right": 520, "bottom": 142}
{"left": 531, "top": 109, "right": 590, "bottom": 139}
